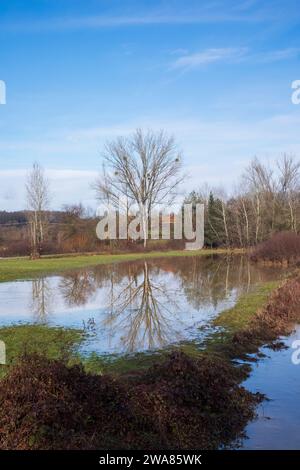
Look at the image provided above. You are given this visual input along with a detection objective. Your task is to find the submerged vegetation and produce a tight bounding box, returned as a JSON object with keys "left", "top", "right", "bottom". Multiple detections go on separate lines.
{"left": 203, "top": 280, "right": 280, "bottom": 355}
{"left": 0, "top": 325, "right": 83, "bottom": 377}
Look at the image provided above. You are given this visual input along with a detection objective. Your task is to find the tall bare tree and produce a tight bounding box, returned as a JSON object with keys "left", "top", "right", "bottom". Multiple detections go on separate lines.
{"left": 26, "top": 162, "right": 50, "bottom": 258}
{"left": 95, "top": 129, "right": 184, "bottom": 247}
{"left": 277, "top": 154, "right": 300, "bottom": 232}
{"left": 243, "top": 157, "right": 276, "bottom": 242}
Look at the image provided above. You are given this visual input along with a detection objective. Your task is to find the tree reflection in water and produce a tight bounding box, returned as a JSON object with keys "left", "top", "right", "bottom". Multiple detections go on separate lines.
{"left": 30, "top": 277, "right": 53, "bottom": 322}
{"left": 59, "top": 272, "right": 96, "bottom": 306}
{"left": 102, "top": 261, "right": 183, "bottom": 352}
{"left": 26, "top": 255, "right": 283, "bottom": 354}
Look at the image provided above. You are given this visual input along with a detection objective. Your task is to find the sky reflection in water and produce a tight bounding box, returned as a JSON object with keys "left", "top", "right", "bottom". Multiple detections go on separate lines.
{"left": 0, "top": 255, "right": 282, "bottom": 356}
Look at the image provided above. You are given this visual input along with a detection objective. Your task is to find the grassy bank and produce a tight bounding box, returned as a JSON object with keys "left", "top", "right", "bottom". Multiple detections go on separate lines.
{"left": 0, "top": 248, "right": 242, "bottom": 283}
{"left": 203, "top": 274, "right": 300, "bottom": 359}
{"left": 0, "top": 325, "right": 83, "bottom": 378}
{"left": 202, "top": 281, "right": 280, "bottom": 354}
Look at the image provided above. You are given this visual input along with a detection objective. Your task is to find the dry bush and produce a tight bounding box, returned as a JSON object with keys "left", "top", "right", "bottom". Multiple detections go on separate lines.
{"left": 0, "top": 352, "right": 259, "bottom": 450}
{"left": 0, "top": 240, "right": 30, "bottom": 257}
{"left": 233, "top": 276, "right": 300, "bottom": 349}
{"left": 251, "top": 231, "right": 300, "bottom": 264}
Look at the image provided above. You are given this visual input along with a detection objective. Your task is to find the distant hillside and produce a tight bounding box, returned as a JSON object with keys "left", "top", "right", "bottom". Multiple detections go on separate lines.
{"left": 0, "top": 211, "right": 66, "bottom": 226}
{"left": 0, "top": 211, "right": 27, "bottom": 225}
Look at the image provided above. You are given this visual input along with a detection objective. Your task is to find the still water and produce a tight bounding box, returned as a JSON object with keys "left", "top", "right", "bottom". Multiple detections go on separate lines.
{"left": 241, "top": 327, "right": 300, "bottom": 450}
{"left": 0, "top": 255, "right": 282, "bottom": 356}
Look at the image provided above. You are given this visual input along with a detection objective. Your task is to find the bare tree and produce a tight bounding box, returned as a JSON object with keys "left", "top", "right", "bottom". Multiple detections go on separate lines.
{"left": 243, "top": 157, "right": 276, "bottom": 242}
{"left": 94, "top": 129, "right": 184, "bottom": 247}
{"left": 277, "top": 154, "right": 300, "bottom": 232}
{"left": 26, "top": 162, "right": 50, "bottom": 258}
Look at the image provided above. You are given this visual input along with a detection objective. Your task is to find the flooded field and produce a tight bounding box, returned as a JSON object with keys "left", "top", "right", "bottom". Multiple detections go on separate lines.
{"left": 1, "top": 253, "right": 299, "bottom": 449}
{"left": 0, "top": 254, "right": 282, "bottom": 356}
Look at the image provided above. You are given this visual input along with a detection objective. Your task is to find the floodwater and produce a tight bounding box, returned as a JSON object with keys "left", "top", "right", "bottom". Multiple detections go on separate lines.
{"left": 0, "top": 255, "right": 282, "bottom": 356}
{"left": 1, "top": 253, "right": 298, "bottom": 449}
{"left": 241, "top": 326, "right": 300, "bottom": 450}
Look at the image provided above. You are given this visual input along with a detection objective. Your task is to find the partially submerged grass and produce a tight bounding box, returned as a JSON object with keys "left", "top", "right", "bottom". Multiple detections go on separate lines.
{"left": 79, "top": 350, "right": 165, "bottom": 376}
{"left": 214, "top": 281, "right": 279, "bottom": 332}
{"left": 204, "top": 275, "right": 300, "bottom": 359}
{"left": 0, "top": 324, "right": 83, "bottom": 377}
{"left": 0, "top": 322, "right": 163, "bottom": 377}
{"left": 232, "top": 276, "right": 300, "bottom": 353}
{"left": 0, "top": 280, "right": 281, "bottom": 377}
{"left": 0, "top": 248, "right": 242, "bottom": 282}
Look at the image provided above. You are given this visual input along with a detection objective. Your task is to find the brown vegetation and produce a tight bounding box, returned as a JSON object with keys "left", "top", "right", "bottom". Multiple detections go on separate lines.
{"left": 0, "top": 352, "right": 260, "bottom": 450}
{"left": 250, "top": 231, "right": 300, "bottom": 264}
{"left": 233, "top": 275, "right": 300, "bottom": 353}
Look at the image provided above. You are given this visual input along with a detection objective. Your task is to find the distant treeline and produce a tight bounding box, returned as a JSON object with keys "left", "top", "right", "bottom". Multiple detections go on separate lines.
{"left": 185, "top": 155, "right": 300, "bottom": 248}
{"left": 0, "top": 211, "right": 27, "bottom": 225}
{"left": 0, "top": 211, "right": 66, "bottom": 226}
{"left": 1, "top": 155, "right": 299, "bottom": 256}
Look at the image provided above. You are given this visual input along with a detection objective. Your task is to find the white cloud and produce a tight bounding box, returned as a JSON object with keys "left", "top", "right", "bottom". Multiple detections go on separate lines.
{"left": 1, "top": 111, "right": 300, "bottom": 210}
{"left": 0, "top": 169, "right": 97, "bottom": 211}
{"left": 171, "top": 48, "right": 248, "bottom": 70}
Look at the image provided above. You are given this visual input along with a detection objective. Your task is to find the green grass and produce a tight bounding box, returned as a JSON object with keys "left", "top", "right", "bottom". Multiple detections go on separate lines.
{"left": 0, "top": 324, "right": 83, "bottom": 377}
{"left": 0, "top": 248, "right": 240, "bottom": 282}
{"left": 0, "top": 322, "right": 169, "bottom": 376}
{"left": 214, "top": 281, "right": 279, "bottom": 332}
{"left": 79, "top": 350, "right": 165, "bottom": 375}
{"left": 202, "top": 280, "right": 280, "bottom": 353}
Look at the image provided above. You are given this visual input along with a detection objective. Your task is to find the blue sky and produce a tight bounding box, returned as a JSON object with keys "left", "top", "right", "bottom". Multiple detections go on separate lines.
{"left": 0, "top": 0, "right": 300, "bottom": 210}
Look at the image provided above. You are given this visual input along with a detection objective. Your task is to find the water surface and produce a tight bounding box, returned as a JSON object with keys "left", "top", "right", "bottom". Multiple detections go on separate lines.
{"left": 0, "top": 255, "right": 281, "bottom": 356}
{"left": 242, "top": 326, "right": 300, "bottom": 449}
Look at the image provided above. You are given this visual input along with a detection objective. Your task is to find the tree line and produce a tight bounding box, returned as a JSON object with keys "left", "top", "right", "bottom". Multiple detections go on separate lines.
{"left": 184, "top": 155, "right": 300, "bottom": 247}
{"left": 2, "top": 129, "right": 299, "bottom": 257}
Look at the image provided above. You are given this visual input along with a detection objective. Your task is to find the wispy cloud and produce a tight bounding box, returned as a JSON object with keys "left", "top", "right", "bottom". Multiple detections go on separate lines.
{"left": 255, "top": 48, "right": 300, "bottom": 63}
{"left": 1, "top": 4, "right": 280, "bottom": 34}
{"left": 171, "top": 46, "right": 300, "bottom": 71}
{"left": 171, "top": 48, "right": 248, "bottom": 70}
